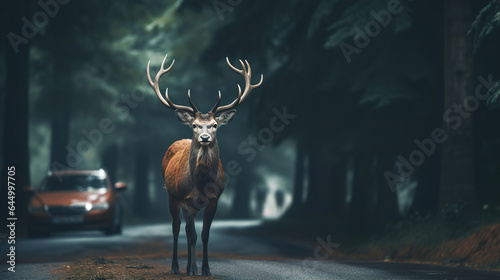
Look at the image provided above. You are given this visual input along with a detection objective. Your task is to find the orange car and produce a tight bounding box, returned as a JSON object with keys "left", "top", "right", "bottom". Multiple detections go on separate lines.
{"left": 27, "top": 169, "right": 126, "bottom": 237}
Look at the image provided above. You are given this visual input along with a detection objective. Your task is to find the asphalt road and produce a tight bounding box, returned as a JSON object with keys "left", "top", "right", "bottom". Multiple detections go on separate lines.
{"left": 1, "top": 220, "right": 500, "bottom": 279}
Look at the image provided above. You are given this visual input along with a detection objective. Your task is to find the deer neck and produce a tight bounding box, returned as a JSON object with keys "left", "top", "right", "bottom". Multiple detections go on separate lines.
{"left": 189, "top": 139, "right": 220, "bottom": 188}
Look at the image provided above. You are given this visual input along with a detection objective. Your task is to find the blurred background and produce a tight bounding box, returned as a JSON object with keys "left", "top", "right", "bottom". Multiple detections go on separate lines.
{"left": 1, "top": 0, "right": 500, "bottom": 241}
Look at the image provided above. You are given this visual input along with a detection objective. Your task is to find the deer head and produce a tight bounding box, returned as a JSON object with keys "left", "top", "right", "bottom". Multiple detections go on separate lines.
{"left": 147, "top": 55, "right": 263, "bottom": 147}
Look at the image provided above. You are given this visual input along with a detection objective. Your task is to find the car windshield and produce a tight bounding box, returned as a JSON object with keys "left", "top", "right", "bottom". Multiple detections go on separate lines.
{"left": 39, "top": 174, "right": 108, "bottom": 193}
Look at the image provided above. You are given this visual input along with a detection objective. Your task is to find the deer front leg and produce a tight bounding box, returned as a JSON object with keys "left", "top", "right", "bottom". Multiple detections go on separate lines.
{"left": 182, "top": 207, "right": 198, "bottom": 275}
{"left": 168, "top": 196, "right": 180, "bottom": 274}
{"left": 201, "top": 199, "right": 218, "bottom": 276}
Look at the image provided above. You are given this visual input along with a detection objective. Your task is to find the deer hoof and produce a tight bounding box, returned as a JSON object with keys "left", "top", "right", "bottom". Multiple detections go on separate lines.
{"left": 187, "top": 265, "right": 198, "bottom": 275}
{"left": 171, "top": 264, "right": 179, "bottom": 274}
{"left": 202, "top": 266, "right": 211, "bottom": 276}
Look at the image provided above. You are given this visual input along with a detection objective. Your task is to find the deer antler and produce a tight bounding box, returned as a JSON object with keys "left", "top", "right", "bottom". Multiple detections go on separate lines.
{"left": 147, "top": 54, "right": 198, "bottom": 113}
{"left": 211, "top": 57, "right": 263, "bottom": 114}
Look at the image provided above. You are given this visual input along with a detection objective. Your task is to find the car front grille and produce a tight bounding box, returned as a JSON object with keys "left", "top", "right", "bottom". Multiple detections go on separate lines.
{"left": 46, "top": 205, "right": 88, "bottom": 215}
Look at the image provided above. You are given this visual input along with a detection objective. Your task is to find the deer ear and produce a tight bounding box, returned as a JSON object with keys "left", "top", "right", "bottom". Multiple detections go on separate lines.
{"left": 176, "top": 110, "right": 195, "bottom": 124}
{"left": 216, "top": 110, "right": 236, "bottom": 125}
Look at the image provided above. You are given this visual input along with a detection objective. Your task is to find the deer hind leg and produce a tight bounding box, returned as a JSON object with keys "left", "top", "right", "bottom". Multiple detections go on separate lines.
{"left": 168, "top": 196, "right": 181, "bottom": 274}
{"left": 182, "top": 206, "right": 199, "bottom": 275}
{"left": 201, "top": 198, "right": 218, "bottom": 276}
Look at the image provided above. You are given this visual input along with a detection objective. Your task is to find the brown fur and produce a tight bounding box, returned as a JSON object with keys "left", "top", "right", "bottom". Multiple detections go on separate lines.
{"left": 162, "top": 139, "right": 225, "bottom": 205}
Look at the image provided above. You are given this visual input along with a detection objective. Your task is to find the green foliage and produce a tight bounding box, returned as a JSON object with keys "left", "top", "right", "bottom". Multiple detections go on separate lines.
{"left": 324, "top": 0, "right": 419, "bottom": 110}
{"left": 486, "top": 83, "right": 500, "bottom": 110}
{"left": 470, "top": 0, "right": 500, "bottom": 110}
{"left": 325, "top": 0, "right": 412, "bottom": 48}
{"left": 470, "top": 0, "right": 500, "bottom": 53}
{"left": 350, "top": 41, "right": 434, "bottom": 109}
{"left": 30, "top": 0, "right": 147, "bottom": 124}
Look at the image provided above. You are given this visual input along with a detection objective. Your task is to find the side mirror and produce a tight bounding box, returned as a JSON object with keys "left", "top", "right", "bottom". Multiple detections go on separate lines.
{"left": 114, "top": 182, "right": 127, "bottom": 191}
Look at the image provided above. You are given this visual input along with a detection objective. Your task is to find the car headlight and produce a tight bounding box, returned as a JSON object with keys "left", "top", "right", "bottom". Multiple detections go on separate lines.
{"left": 91, "top": 202, "right": 109, "bottom": 210}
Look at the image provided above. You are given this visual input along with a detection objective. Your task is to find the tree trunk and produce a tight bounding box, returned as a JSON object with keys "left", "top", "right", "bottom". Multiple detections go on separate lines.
{"left": 439, "top": 0, "right": 476, "bottom": 212}
{"left": 330, "top": 158, "right": 347, "bottom": 222}
{"left": 50, "top": 58, "right": 71, "bottom": 167}
{"left": 348, "top": 150, "right": 377, "bottom": 235}
{"left": 377, "top": 152, "right": 400, "bottom": 223}
{"left": 230, "top": 170, "right": 253, "bottom": 219}
{"left": 134, "top": 144, "right": 150, "bottom": 217}
{"left": 102, "top": 144, "right": 119, "bottom": 183}
{"left": 1, "top": 1, "right": 31, "bottom": 225}
{"left": 411, "top": 151, "right": 440, "bottom": 214}
{"left": 304, "top": 148, "right": 332, "bottom": 215}
{"left": 285, "top": 144, "right": 305, "bottom": 217}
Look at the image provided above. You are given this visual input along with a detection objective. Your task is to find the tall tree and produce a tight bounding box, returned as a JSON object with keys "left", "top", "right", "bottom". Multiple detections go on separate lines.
{"left": 1, "top": 1, "right": 32, "bottom": 225}
{"left": 31, "top": 0, "right": 147, "bottom": 170}
{"left": 470, "top": 0, "right": 500, "bottom": 206}
{"left": 439, "top": 0, "right": 476, "bottom": 212}
{"left": 134, "top": 143, "right": 150, "bottom": 217}
{"left": 285, "top": 144, "right": 306, "bottom": 217}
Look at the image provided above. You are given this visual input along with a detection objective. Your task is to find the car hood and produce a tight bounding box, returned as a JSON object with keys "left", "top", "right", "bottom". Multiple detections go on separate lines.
{"left": 35, "top": 191, "right": 108, "bottom": 206}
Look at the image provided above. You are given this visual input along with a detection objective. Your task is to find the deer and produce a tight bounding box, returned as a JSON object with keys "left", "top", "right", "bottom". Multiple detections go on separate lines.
{"left": 146, "top": 54, "right": 263, "bottom": 276}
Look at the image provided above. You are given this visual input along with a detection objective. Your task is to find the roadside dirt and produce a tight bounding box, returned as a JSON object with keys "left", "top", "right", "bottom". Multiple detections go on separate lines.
{"left": 51, "top": 220, "right": 500, "bottom": 278}
{"left": 57, "top": 256, "right": 218, "bottom": 280}
{"left": 352, "top": 222, "right": 500, "bottom": 270}
{"left": 239, "top": 217, "right": 500, "bottom": 272}
{"left": 54, "top": 251, "right": 283, "bottom": 279}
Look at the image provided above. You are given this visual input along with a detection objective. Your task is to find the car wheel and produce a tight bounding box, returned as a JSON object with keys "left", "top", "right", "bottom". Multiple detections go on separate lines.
{"left": 115, "top": 222, "right": 122, "bottom": 234}
{"left": 105, "top": 217, "right": 117, "bottom": 235}
{"left": 104, "top": 206, "right": 122, "bottom": 235}
{"left": 104, "top": 220, "right": 122, "bottom": 235}
{"left": 104, "top": 226, "right": 115, "bottom": 235}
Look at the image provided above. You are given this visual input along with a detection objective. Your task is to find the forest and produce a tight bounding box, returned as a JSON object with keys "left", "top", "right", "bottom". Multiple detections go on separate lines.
{"left": 1, "top": 0, "right": 500, "bottom": 270}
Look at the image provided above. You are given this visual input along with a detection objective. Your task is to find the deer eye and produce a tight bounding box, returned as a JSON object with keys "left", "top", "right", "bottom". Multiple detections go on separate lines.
{"left": 213, "top": 124, "right": 218, "bottom": 129}
{"left": 192, "top": 124, "right": 197, "bottom": 129}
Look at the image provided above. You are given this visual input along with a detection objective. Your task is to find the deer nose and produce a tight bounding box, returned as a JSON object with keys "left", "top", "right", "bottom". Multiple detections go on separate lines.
{"left": 200, "top": 135, "right": 211, "bottom": 142}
